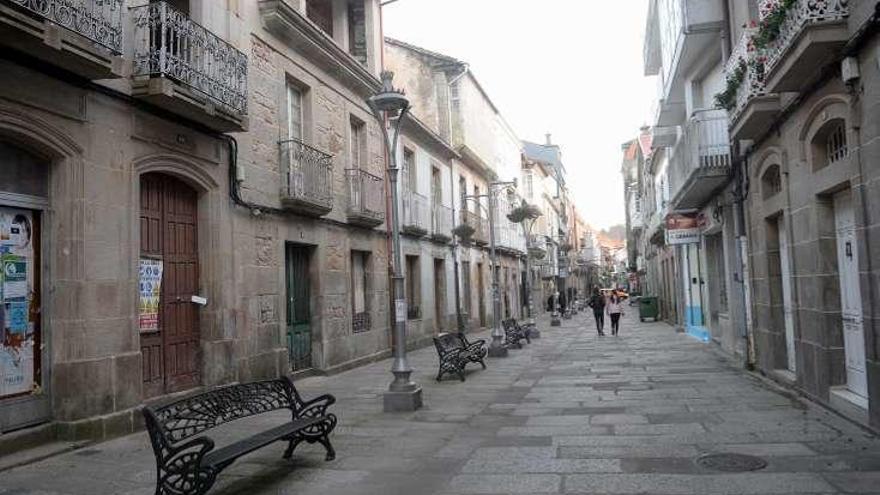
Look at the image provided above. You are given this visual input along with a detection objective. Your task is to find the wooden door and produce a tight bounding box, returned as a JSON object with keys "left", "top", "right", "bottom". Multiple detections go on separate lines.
{"left": 434, "top": 258, "right": 445, "bottom": 331}
{"left": 834, "top": 192, "right": 867, "bottom": 397}
{"left": 477, "top": 262, "right": 486, "bottom": 326}
{"left": 140, "top": 173, "right": 200, "bottom": 398}
{"left": 286, "top": 244, "right": 312, "bottom": 371}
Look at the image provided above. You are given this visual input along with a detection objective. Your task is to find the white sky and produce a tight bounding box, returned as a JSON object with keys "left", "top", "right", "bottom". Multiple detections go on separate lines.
{"left": 382, "top": 0, "right": 657, "bottom": 230}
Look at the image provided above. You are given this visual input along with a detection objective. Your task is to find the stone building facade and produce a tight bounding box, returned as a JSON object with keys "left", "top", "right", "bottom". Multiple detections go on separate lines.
{"left": 725, "top": 0, "right": 880, "bottom": 429}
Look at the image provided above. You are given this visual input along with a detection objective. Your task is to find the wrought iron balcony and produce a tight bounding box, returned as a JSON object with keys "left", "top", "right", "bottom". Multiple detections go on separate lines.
{"left": 539, "top": 262, "right": 557, "bottom": 280}
{"left": 131, "top": 1, "right": 248, "bottom": 132}
{"left": 280, "top": 138, "right": 333, "bottom": 216}
{"left": 460, "top": 209, "right": 488, "bottom": 245}
{"left": 431, "top": 203, "right": 453, "bottom": 242}
{"left": 401, "top": 191, "right": 429, "bottom": 236}
{"left": 761, "top": 0, "right": 849, "bottom": 93}
{"left": 668, "top": 109, "right": 732, "bottom": 210}
{"left": 0, "top": 0, "right": 124, "bottom": 79}
{"left": 345, "top": 168, "right": 385, "bottom": 228}
{"left": 726, "top": 28, "right": 780, "bottom": 140}
{"left": 527, "top": 234, "right": 547, "bottom": 259}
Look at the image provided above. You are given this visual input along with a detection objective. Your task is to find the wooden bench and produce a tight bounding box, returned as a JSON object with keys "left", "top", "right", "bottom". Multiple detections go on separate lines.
{"left": 503, "top": 319, "right": 531, "bottom": 348}
{"left": 143, "top": 377, "right": 337, "bottom": 495}
{"left": 433, "top": 332, "right": 488, "bottom": 381}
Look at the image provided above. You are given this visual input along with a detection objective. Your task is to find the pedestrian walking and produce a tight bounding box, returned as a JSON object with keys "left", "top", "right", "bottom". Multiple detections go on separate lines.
{"left": 587, "top": 287, "right": 606, "bottom": 335}
{"left": 607, "top": 291, "right": 624, "bottom": 336}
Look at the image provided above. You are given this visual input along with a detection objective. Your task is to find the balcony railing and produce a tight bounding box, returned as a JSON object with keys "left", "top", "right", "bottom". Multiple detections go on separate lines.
{"left": 459, "top": 209, "right": 487, "bottom": 245}
{"left": 527, "top": 234, "right": 547, "bottom": 258}
{"left": 132, "top": 1, "right": 248, "bottom": 119}
{"left": 346, "top": 168, "right": 385, "bottom": 227}
{"left": 761, "top": 0, "right": 849, "bottom": 78}
{"left": 539, "top": 263, "right": 557, "bottom": 280}
{"left": 6, "top": 0, "right": 124, "bottom": 54}
{"left": 401, "top": 191, "right": 429, "bottom": 236}
{"left": 431, "top": 203, "right": 452, "bottom": 242}
{"left": 727, "top": 28, "right": 767, "bottom": 123}
{"left": 280, "top": 138, "right": 333, "bottom": 216}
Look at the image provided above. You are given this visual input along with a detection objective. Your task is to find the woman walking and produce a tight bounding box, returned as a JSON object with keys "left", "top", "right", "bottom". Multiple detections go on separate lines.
{"left": 587, "top": 287, "right": 606, "bottom": 336}
{"left": 607, "top": 291, "right": 624, "bottom": 336}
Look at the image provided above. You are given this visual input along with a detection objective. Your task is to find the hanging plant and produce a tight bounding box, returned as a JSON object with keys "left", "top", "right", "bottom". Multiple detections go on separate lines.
{"left": 714, "top": 57, "right": 747, "bottom": 110}
{"left": 752, "top": 0, "right": 798, "bottom": 50}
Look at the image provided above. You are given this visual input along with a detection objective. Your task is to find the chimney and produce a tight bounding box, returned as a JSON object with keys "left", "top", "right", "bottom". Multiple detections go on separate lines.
{"left": 545, "top": 133, "right": 552, "bottom": 146}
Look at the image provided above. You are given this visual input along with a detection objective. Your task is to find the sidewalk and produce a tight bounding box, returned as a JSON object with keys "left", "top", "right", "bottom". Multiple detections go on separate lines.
{"left": 1, "top": 312, "right": 879, "bottom": 494}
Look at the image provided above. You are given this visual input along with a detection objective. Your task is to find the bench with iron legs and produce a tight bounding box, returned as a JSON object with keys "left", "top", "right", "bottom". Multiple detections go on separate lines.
{"left": 143, "top": 377, "right": 337, "bottom": 495}
{"left": 503, "top": 318, "right": 531, "bottom": 348}
{"left": 433, "top": 332, "right": 488, "bottom": 381}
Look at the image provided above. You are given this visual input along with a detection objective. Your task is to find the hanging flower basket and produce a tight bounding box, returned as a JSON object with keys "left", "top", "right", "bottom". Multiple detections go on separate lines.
{"left": 453, "top": 223, "right": 475, "bottom": 240}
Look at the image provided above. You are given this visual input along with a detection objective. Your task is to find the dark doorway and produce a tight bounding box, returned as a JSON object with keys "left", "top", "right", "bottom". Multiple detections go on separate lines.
{"left": 286, "top": 243, "right": 313, "bottom": 371}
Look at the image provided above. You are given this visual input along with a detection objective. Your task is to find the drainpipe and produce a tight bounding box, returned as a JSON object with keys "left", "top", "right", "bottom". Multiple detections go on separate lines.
{"left": 733, "top": 145, "right": 755, "bottom": 370}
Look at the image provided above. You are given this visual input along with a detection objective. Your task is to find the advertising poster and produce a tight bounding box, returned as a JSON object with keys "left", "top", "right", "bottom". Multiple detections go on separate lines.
{"left": 665, "top": 213, "right": 701, "bottom": 245}
{"left": 0, "top": 207, "right": 36, "bottom": 398}
{"left": 139, "top": 258, "right": 164, "bottom": 332}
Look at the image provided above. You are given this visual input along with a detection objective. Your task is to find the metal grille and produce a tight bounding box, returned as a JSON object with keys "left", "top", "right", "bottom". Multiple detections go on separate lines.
{"left": 346, "top": 168, "right": 385, "bottom": 222}
{"left": 281, "top": 138, "right": 334, "bottom": 211}
{"left": 9, "top": 0, "right": 124, "bottom": 54}
{"left": 826, "top": 122, "right": 848, "bottom": 165}
{"left": 352, "top": 311, "right": 371, "bottom": 333}
{"left": 696, "top": 453, "right": 767, "bottom": 472}
{"left": 402, "top": 191, "right": 429, "bottom": 233}
{"left": 131, "top": 1, "right": 248, "bottom": 115}
{"left": 432, "top": 203, "right": 452, "bottom": 240}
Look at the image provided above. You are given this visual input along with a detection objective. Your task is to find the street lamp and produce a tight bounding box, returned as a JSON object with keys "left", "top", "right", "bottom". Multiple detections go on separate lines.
{"left": 507, "top": 200, "right": 542, "bottom": 337}
{"left": 368, "top": 71, "right": 422, "bottom": 412}
{"left": 460, "top": 180, "right": 516, "bottom": 357}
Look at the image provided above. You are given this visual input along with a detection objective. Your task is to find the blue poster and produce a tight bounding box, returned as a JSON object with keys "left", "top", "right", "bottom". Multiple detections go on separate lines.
{"left": 7, "top": 301, "right": 26, "bottom": 334}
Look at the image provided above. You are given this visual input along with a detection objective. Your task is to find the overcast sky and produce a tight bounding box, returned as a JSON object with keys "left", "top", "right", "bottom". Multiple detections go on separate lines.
{"left": 382, "top": 0, "right": 657, "bottom": 230}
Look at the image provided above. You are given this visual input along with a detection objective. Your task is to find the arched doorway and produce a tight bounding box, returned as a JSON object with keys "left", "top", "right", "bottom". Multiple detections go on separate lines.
{"left": 139, "top": 173, "right": 201, "bottom": 398}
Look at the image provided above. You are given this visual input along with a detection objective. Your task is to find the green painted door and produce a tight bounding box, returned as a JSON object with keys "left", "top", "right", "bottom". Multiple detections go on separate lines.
{"left": 285, "top": 243, "right": 311, "bottom": 371}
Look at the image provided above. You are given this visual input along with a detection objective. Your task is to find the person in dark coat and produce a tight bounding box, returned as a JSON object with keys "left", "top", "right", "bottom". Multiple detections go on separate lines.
{"left": 587, "top": 287, "right": 606, "bottom": 335}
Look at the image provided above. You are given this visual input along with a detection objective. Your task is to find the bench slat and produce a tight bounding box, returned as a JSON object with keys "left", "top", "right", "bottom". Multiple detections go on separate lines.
{"left": 201, "top": 416, "right": 323, "bottom": 468}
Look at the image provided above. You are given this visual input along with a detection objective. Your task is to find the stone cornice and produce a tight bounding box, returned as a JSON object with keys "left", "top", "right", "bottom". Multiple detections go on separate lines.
{"left": 258, "top": 0, "right": 381, "bottom": 98}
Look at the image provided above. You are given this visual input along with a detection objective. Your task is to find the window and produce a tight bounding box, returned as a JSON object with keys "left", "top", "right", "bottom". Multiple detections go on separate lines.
{"left": 708, "top": 234, "right": 728, "bottom": 313}
{"left": 347, "top": 0, "right": 367, "bottom": 64}
{"left": 350, "top": 117, "right": 366, "bottom": 169}
{"left": 826, "top": 123, "right": 847, "bottom": 165}
{"left": 351, "top": 251, "right": 370, "bottom": 332}
{"left": 472, "top": 185, "right": 480, "bottom": 213}
{"left": 811, "top": 119, "right": 848, "bottom": 171}
{"left": 306, "top": 0, "right": 333, "bottom": 36}
{"left": 405, "top": 255, "right": 421, "bottom": 319}
{"left": 523, "top": 171, "right": 534, "bottom": 200}
{"left": 287, "top": 82, "right": 304, "bottom": 141}
{"left": 431, "top": 166, "right": 442, "bottom": 206}
{"left": 458, "top": 175, "right": 466, "bottom": 206}
{"left": 761, "top": 165, "right": 782, "bottom": 200}
{"left": 403, "top": 148, "right": 416, "bottom": 193}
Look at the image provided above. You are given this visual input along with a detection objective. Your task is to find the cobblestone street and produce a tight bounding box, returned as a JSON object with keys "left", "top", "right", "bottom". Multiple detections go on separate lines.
{"left": 3, "top": 313, "right": 880, "bottom": 495}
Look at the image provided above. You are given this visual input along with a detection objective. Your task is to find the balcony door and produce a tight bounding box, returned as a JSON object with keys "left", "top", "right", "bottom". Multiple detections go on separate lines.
{"left": 140, "top": 173, "right": 201, "bottom": 398}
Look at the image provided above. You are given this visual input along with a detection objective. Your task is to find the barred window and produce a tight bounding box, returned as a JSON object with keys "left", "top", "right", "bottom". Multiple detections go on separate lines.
{"left": 826, "top": 123, "right": 847, "bottom": 165}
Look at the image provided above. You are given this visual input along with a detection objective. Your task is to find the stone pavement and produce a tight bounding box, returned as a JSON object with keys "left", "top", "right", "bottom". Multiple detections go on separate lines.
{"left": 2, "top": 312, "right": 880, "bottom": 494}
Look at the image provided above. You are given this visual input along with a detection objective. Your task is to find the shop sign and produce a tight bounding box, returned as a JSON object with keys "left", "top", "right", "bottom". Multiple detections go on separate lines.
{"left": 665, "top": 213, "right": 701, "bottom": 245}
{"left": 138, "top": 258, "right": 163, "bottom": 332}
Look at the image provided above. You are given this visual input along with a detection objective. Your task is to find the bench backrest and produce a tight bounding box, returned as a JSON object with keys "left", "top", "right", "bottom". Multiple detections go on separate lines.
{"left": 145, "top": 378, "right": 296, "bottom": 444}
{"left": 433, "top": 333, "right": 461, "bottom": 353}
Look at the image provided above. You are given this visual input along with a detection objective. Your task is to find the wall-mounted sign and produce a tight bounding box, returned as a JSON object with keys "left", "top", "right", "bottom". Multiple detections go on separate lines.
{"left": 138, "top": 259, "right": 163, "bottom": 332}
{"left": 665, "top": 213, "right": 700, "bottom": 245}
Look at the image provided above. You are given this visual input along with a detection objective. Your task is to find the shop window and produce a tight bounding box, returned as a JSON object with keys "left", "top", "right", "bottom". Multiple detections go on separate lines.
{"left": 762, "top": 164, "right": 782, "bottom": 200}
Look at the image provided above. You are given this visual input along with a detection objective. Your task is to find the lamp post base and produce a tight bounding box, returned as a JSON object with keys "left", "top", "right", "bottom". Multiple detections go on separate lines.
{"left": 550, "top": 314, "right": 561, "bottom": 327}
{"left": 488, "top": 339, "right": 509, "bottom": 358}
{"left": 383, "top": 387, "right": 423, "bottom": 412}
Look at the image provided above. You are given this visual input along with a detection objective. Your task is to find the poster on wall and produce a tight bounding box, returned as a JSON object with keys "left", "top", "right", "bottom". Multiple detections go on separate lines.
{"left": 138, "top": 259, "right": 163, "bottom": 332}
{"left": 0, "top": 208, "right": 36, "bottom": 398}
{"left": 665, "top": 213, "right": 701, "bottom": 245}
